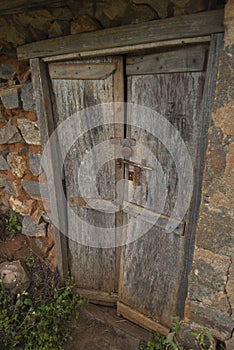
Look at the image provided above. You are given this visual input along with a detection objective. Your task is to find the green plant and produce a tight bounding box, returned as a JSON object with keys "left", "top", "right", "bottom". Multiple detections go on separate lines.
{"left": 138, "top": 319, "right": 215, "bottom": 350}
{"left": 0, "top": 277, "right": 85, "bottom": 350}
{"left": 4, "top": 210, "right": 22, "bottom": 234}
{"left": 192, "top": 329, "right": 215, "bottom": 350}
{"left": 24, "top": 248, "right": 35, "bottom": 268}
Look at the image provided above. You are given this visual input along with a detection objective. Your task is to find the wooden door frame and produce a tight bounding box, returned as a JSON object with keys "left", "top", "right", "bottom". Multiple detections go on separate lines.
{"left": 29, "top": 13, "right": 223, "bottom": 325}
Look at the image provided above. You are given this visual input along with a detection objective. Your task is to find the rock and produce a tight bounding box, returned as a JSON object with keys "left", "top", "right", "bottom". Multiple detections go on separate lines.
{"left": 22, "top": 180, "right": 49, "bottom": 200}
{"left": 21, "top": 81, "right": 36, "bottom": 111}
{"left": 0, "top": 155, "right": 9, "bottom": 170}
{"left": 226, "top": 337, "right": 234, "bottom": 350}
{"left": 48, "top": 20, "right": 70, "bottom": 38}
{"left": 0, "top": 63, "right": 15, "bottom": 80}
{"left": 132, "top": 0, "right": 169, "bottom": 18}
{"left": 0, "top": 110, "right": 6, "bottom": 123}
{"left": 5, "top": 179, "right": 14, "bottom": 194}
{"left": 0, "top": 260, "right": 30, "bottom": 295}
{"left": 9, "top": 196, "right": 36, "bottom": 216}
{"left": 0, "top": 86, "right": 21, "bottom": 109}
{"left": 47, "top": 245, "right": 57, "bottom": 269}
{"left": 31, "top": 206, "right": 44, "bottom": 225}
{"left": 0, "top": 174, "right": 6, "bottom": 188}
{"left": 22, "top": 216, "right": 47, "bottom": 237}
{"left": 71, "top": 15, "right": 101, "bottom": 35}
{"left": 7, "top": 152, "right": 27, "bottom": 178}
{"left": 29, "top": 152, "right": 42, "bottom": 175}
{"left": 0, "top": 120, "right": 22, "bottom": 144}
{"left": 17, "top": 118, "right": 41, "bottom": 145}
{"left": 11, "top": 180, "right": 23, "bottom": 196}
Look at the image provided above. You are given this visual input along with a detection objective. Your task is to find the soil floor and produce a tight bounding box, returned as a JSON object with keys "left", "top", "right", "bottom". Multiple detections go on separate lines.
{"left": 0, "top": 228, "right": 149, "bottom": 350}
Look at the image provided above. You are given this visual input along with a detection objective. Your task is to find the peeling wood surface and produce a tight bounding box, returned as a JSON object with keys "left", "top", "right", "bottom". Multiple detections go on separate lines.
{"left": 17, "top": 10, "right": 223, "bottom": 60}
{"left": 49, "top": 62, "right": 117, "bottom": 80}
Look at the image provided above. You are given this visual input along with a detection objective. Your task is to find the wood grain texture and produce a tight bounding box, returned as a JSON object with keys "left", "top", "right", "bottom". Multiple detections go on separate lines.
{"left": 75, "top": 288, "right": 117, "bottom": 306}
{"left": 117, "top": 302, "right": 170, "bottom": 336}
{"left": 118, "top": 52, "right": 206, "bottom": 326}
{"left": 49, "top": 62, "right": 116, "bottom": 80}
{"left": 175, "top": 33, "right": 224, "bottom": 316}
{"left": 49, "top": 57, "right": 124, "bottom": 294}
{"left": 30, "top": 58, "right": 68, "bottom": 280}
{"left": 17, "top": 10, "right": 223, "bottom": 60}
{"left": 43, "top": 36, "right": 211, "bottom": 63}
{"left": 126, "top": 46, "right": 207, "bottom": 75}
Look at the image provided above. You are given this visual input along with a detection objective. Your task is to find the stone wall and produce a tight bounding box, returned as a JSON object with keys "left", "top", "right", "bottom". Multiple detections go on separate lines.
{"left": 0, "top": 59, "right": 56, "bottom": 268}
{"left": 184, "top": 0, "right": 234, "bottom": 348}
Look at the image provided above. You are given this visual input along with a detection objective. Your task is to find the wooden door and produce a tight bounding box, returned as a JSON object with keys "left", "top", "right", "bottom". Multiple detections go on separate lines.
{"left": 117, "top": 45, "right": 208, "bottom": 330}
{"left": 47, "top": 57, "right": 124, "bottom": 304}
{"left": 31, "top": 35, "right": 221, "bottom": 330}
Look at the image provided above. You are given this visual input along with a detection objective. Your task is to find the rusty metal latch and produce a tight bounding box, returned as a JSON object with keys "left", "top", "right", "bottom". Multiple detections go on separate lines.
{"left": 116, "top": 158, "right": 153, "bottom": 186}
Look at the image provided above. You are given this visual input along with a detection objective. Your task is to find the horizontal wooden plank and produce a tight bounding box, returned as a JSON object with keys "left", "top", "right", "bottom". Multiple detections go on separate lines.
{"left": 69, "top": 197, "right": 119, "bottom": 212}
{"left": 75, "top": 288, "right": 117, "bottom": 306}
{"left": 117, "top": 302, "right": 170, "bottom": 336}
{"left": 43, "top": 36, "right": 211, "bottom": 63}
{"left": 122, "top": 201, "right": 185, "bottom": 235}
{"left": 17, "top": 10, "right": 224, "bottom": 60}
{"left": 126, "top": 45, "right": 207, "bottom": 75}
{"left": 0, "top": 0, "right": 63, "bottom": 14}
{"left": 49, "top": 62, "right": 116, "bottom": 80}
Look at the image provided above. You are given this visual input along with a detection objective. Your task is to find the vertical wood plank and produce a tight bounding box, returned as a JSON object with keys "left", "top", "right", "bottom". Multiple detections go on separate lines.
{"left": 118, "top": 48, "right": 206, "bottom": 327}
{"left": 175, "top": 33, "right": 224, "bottom": 315}
{"left": 113, "top": 57, "right": 125, "bottom": 291}
{"left": 30, "top": 58, "right": 69, "bottom": 280}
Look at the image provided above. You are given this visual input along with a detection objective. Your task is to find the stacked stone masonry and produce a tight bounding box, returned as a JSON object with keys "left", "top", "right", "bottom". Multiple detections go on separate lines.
{"left": 0, "top": 59, "right": 56, "bottom": 268}
{"left": 0, "top": 0, "right": 232, "bottom": 347}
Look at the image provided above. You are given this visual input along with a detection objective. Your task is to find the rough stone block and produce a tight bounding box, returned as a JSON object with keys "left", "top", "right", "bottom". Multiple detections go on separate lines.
{"left": 5, "top": 179, "right": 14, "bottom": 194}
{"left": 196, "top": 207, "right": 234, "bottom": 257}
{"left": 21, "top": 81, "right": 36, "bottom": 111}
{"left": 225, "top": 337, "right": 234, "bottom": 350}
{"left": 185, "top": 301, "right": 234, "bottom": 341}
{"left": 71, "top": 15, "right": 101, "bottom": 35}
{"left": 0, "top": 63, "right": 15, "bottom": 80}
{"left": 9, "top": 196, "right": 35, "bottom": 216}
{"left": 22, "top": 216, "right": 47, "bottom": 237}
{"left": 0, "top": 154, "right": 9, "bottom": 170}
{"left": 29, "top": 152, "right": 42, "bottom": 175}
{"left": 0, "top": 120, "right": 22, "bottom": 144}
{"left": 0, "top": 86, "right": 21, "bottom": 109}
{"left": 31, "top": 206, "right": 44, "bottom": 225}
{"left": 188, "top": 249, "right": 232, "bottom": 317}
{"left": 17, "top": 118, "right": 41, "bottom": 145}
{"left": 0, "top": 110, "right": 6, "bottom": 123}
{"left": 0, "top": 174, "right": 6, "bottom": 188}
{"left": 22, "top": 180, "right": 49, "bottom": 200}
{"left": 7, "top": 152, "right": 27, "bottom": 178}
{"left": 0, "top": 260, "right": 30, "bottom": 295}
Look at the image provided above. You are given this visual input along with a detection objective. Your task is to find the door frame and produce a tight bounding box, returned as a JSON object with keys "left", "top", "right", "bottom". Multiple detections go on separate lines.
{"left": 28, "top": 12, "right": 223, "bottom": 332}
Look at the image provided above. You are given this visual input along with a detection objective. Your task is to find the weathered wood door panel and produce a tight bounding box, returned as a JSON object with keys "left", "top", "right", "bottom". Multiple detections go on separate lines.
{"left": 117, "top": 49, "right": 206, "bottom": 328}
{"left": 48, "top": 57, "right": 124, "bottom": 298}
{"left": 32, "top": 36, "right": 221, "bottom": 328}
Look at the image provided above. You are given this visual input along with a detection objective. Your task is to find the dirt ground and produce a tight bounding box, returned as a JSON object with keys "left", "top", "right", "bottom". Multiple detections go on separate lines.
{"left": 0, "top": 227, "right": 147, "bottom": 350}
